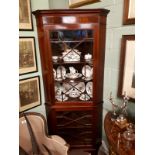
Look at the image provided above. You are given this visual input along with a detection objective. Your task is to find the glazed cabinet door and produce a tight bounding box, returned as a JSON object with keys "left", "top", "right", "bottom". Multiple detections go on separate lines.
{"left": 44, "top": 26, "right": 98, "bottom": 105}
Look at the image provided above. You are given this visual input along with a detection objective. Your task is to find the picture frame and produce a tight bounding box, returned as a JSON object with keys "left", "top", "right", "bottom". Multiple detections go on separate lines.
{"left": 19, "top": 76, "right": 41, "bottom": 112}
{"left": 123, "top": 0, "right": 135, "bottom": 25}
{"left": 118, "top": 35, "right": 135, "bottom": 100}
{"left": 69, "top": 0, "right": 100, "bottom": 8}
{"left": 19, "top": 0, "right": 33, "bottom": 30}
{"left": 19, "top": 37, "right": 37, "bottom": 75}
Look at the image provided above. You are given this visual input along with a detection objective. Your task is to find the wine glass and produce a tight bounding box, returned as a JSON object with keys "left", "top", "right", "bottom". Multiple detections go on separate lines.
{"left": 109, "top": 92, "right": 118, "bottom": 121}
{"left": 119, "top": 91, "right": 129, "bottom": 116}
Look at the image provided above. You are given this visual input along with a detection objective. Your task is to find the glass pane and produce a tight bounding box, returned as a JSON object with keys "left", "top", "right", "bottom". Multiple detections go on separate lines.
{"left": 50, "top": 29, "right": 93, "bottom": 103}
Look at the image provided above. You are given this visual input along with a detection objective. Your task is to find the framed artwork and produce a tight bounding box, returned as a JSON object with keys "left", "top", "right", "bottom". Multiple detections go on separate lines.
{"left": 69, "top": 0, "right": 100, "bottom": 8}
{"left": 123, "top": 0, "right": 135, "bottom": 25}
{"left": 19, "top": 76, "right": 41, "bottom": 112}
{"left": 118, "top": 35, "right": 135, "bottom": 100}
{"left": 19, "top": 37, "right": 37, "bottom": 75}
{"left": 19, "top": 0, "right": 33, "bottom": 30}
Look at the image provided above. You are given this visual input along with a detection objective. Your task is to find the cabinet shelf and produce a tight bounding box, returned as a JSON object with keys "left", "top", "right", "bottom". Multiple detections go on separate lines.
{"left": 55, "top": 100, "right": 93, "bottom": 104}
{"left": 54, "top": 77, "right": 93, "bottom": 83}
{"left": 52, "top": 60, "right": 93, "bottom": 65}
{"left": 55, "top": 99, "right": 93, "bottom": 103}
{"left": 50, "top": 38, "right": 94, "bottom": 43}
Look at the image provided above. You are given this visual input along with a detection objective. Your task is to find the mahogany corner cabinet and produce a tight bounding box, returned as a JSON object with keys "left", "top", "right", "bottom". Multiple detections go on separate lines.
{"left": 33, "top": 9, "right": 109, "bottom": 154}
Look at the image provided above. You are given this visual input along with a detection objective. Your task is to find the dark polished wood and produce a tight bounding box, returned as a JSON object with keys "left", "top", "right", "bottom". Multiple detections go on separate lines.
{"left": 123, "top": 0, "right": 135, "bottom": 25}
{"left": 104, "top": 112, "right": 135, "bottom": 155}
{"left": 117, "top": 35, "right": 135, "bottom": 101}
{"left": 33, "top": 9, "right": 109, "bottom": 154}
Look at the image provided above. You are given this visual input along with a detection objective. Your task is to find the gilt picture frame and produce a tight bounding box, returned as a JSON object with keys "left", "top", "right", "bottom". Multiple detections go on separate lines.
{"left": 19, "top": 37, "right": 37, "bottom": 75}
{"left": 69, "top": 0, "right": 100, "bottom": 8}
{"left": 19, "top": 0, "right": 33, "bottom": 30}
{"left": 19, "top": 76, "right": 41, "bottom": 112}
{"left": 118, "top": 35, "right": 135, "bottom": 100}
{"left": 123, "top": 0, "right": 135, "bottom": 25}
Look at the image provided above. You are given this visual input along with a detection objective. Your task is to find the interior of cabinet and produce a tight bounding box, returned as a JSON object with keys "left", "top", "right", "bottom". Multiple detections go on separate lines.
{"left": 50, "top": 30, "right": 94, "bottom": 103}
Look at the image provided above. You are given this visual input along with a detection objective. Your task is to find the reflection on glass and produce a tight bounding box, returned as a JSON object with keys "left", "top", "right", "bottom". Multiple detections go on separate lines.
{"left": 50, "top": 30, "right": 93, "bottom": 56}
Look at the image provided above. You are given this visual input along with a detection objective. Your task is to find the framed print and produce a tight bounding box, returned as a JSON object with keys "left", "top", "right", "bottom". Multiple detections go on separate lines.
{"left": 19, "top": 76, "right": 41, "bottom": 112}
{"left": 123, "top": 0, "right": 135, "bottom": 25}
{"left": 118, "top": 35, "right": 135, "bottom": 100}
{"left": 19, "top": 0, "right": 33, "bottom": 30}
{"left": 19, "top": 37, "right": 37, "bottom": 75}
{"left": 69, "top": 0, "right": 100, "bottom": 8}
